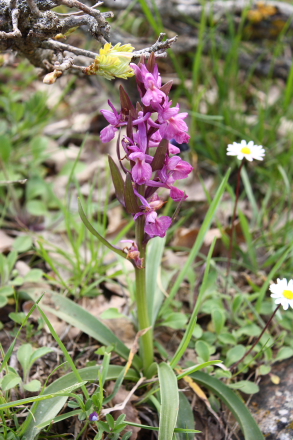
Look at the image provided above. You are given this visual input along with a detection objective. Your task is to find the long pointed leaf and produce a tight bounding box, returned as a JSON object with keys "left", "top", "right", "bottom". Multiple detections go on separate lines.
{"left": 27, "top": 292, "right": 142, "bottom": 371}
{"left": 78, "top": 200, "right": 126, "bottom": 259}
{"left": 152, "top": 139, "right": 168, "bottom": 171}
{"left": 124, "top": 173, "right": 140, "bottom": 214}
{"left": 177, "top": 393, "right": 196, "bottom": 440}
{"left": 146, "top": 236, "right": 166, "bottom": 325}
{"left": 108, "top": 156, "right": 125, "bottom": 206}
{"left": 158, "top": 362, "right": 179, "bottom": 440}
{"left": 191, "top": 372, "right": 264, "bottom": 440}
{"left": 120, "top": 85, "right": 137, "bottom": 118}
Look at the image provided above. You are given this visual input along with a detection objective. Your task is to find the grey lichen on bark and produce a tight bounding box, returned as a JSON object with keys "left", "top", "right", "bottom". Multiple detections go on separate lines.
{"left": 0, "top": 0, "right": 177, "bottom": 80}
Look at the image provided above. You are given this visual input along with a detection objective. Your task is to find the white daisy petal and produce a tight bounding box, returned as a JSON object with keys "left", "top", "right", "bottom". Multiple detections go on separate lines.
{"left": 270, "top": 292, "right": 282, "bottom": 298}
{"left": 226, "top": 140, "right": 265, "bottom": 162}
{"left": 270, "top": 278, "right": 293, "bottom": 311}
{"left": 283, "top": 302, "right": 289, "bottom": 310}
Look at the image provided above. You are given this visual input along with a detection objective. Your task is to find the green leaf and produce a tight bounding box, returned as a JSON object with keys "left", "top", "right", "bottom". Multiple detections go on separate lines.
{"left": 22, "top": 366, "right": 138, "bottom": 439}
{"left": 10, "top": 276, "right": 25, "bottom": 286}
{"left": 218, "top": 333, "right": 237, "bottom": 345}
{"left": 13, "top": 236, "right": 33, "bottom": 253}
{"left": 232, "top": 294, "right": 243, "bottom": 314}
{"left": 212, "top": 309, "right": 225, "bottom": 334}
{"left": 78, "top": 199, "right": 126, "bottom": 259}
{"left": 236, "top": 324, "right": 261, "bottom": 338}
{"left": 26, "top": 177, "right": 48, "bottom": 200}
{"left": 0, "top": 296, "right": 8, "bottom": 307}
{"left": 100, "top": 308, "right": 125, "bottom": 319}
{"left": 17, "top": 344, "right": 34, "bottom": 377}
{"left": 24, "top": 380, "right": 42, "bottom": 392}
{"left": 24, "top": 269, "right": 44, "bottom": 283}
{"left": 152, "top": 139, "right": 168, "bottom": 171}
{"left": 119, "top": 85, "right": 136, "bottom": 118}
{"left": 7, "top": 250, "right": 17, "bottom": 272}
{"left": 158, "top": 362, "right": 179, "bottom": 440}
{"left": 228, "top": 380, "right": 259, "bottom": 394}
{"left": 274, "top": 347, "right": 293, "bottom": 363}
{"left": 176, "top": 392, "right": 195, "bottom": 440}
{"left": 195, "top": 340, "right": 210, "bottom": 362}
{"left": 0, "top": 286, "right": 14, "bottom": 297}
{"left": 226, "top": 345, "right": 246, "bottom": 367}
{"left": 29, "top": 347, "right": 54, "bottom": 369}
{"left": 124, "top": 173, "right": 140, "bottom": 214}
{"left": 1, "top": 372, "right": 22, "bottom": 391}
{"left": 9, "top": 312, "right": 26, "bottom": 325}
{"left": 191, "top": 372, "right": 264, "bottom": 440}
{"left": 0, "top": 134, "right": 12, "bottom": 161}
{"left": 108, "top": 156, "right": 125, "bottom": 206}
{"left": 258, "top": 365, "right": 271, "bottom": 375}
{"left": 26, "top": 200, "right": 47, "bottom": 216}
{"left": 146, "top": 236, "right": 166, "bottom": 325}
{"left": 161, "top": 312, "right": 187, "bottom": 330}
{"left": 27, "top": 292, "right": 141, "bottom": 371}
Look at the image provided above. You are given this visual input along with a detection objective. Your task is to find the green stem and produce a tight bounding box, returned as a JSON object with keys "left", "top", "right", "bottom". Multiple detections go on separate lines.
{"left": 225, "top": 159, "right": 244, "bottom": 294}
{"left": 135, "top": 215, "right": 153, "bottom": 373}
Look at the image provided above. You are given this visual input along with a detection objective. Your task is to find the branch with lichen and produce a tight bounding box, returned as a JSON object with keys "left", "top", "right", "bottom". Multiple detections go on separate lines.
{"left": 0, "top": 0, "right": 177, "bottom": 83}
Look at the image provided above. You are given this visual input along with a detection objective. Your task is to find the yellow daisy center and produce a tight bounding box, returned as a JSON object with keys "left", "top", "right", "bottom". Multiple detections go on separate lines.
{"left": 283, "top": 289, "right": 293, "bottom": 299}
{"left": 241, "top": 146, "right": 251, "bottom": 154}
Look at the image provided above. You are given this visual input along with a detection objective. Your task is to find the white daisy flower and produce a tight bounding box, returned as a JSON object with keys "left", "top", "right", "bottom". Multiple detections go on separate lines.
{"left": 226, "top": 140, "right": 265, "bottom": 161}
{"left": 269, "top": 278, "right": 293, "bottom": 310}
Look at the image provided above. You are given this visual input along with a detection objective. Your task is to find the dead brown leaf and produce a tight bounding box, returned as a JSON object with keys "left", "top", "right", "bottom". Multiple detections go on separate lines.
{"left": 0, "top": 230, "right": 14, "bottom": 252}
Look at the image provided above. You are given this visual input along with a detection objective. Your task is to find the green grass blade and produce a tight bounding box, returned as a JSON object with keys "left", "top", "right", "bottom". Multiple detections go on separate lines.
{"left": 238, "top": 210, "right": 257, "bottom": 269}
{"left": 36, "top": 305, "right": 90, "bottom": 399}
{"left": 123, "top": 421, "right": 200, "bottom": 433}
{"left": 161, "top": 169, "right": 230, "bottom": 313}
{"left": 0, "top": 382, "right": 88, "bottom": 411}
{"left": 177, "top": 360, "right": 222, "bottom": 380}
{"left": 146, "top": 236, "right": 166, "bottom": 325}
{"left": 28, "top": 292, "right": 142, "bottom": 371}
{"left": 137, "top": 0, "right": 163, "bottom": 33}
{"left": 240, "top": 166, "right": 258, "bottom": 224}
{"left": 284, "top": 58, "right": 293, "bottom": 110}
{"left": 37, "top": 409, "right": 82, "bottom": 429}
{"left": 158, "top": 362, "right": 179, "bottom": 440}
{"left": 170, "top": 237, "right": 217, "bottom": 367}
{"left": 191, "top": 372, "right": 264, "bottom": 440}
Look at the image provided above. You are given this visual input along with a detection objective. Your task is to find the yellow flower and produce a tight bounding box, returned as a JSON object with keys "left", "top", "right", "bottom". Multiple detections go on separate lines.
{"left": 85, "top": 43, "right": 135, "bottom": 80}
